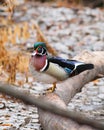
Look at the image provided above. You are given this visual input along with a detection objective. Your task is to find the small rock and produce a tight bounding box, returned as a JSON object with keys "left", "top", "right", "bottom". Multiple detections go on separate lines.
{"left": 99, "top": 86, "right": 104, "bottom": 93}
{"left": 79, "top": 105, "right": 95, "bottom": 111}
{"left": 98, "top": 94, "right": 104, "bottom": 99}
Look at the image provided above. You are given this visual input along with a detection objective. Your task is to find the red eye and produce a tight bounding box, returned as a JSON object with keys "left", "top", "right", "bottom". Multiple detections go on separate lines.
{"left": 37, "top": 46, "right": 42, "bottom": 53}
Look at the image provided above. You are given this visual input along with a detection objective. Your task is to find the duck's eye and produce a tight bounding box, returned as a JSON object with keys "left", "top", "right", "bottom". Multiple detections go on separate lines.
{"left": 37, "top": 47, "right": 42, "bottom": 53}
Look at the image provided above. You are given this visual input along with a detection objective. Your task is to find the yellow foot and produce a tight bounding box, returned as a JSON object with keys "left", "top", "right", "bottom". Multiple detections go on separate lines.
{"left": 46, "top": 82, "right": 56, "bottom": 93}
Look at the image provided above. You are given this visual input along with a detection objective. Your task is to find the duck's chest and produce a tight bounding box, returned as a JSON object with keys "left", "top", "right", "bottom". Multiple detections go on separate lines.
{"left": 29, "top": 62, "right": 58, "bottom": 83}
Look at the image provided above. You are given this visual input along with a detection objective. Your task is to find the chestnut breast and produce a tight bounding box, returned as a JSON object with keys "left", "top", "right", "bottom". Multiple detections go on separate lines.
{"left": 30, "top": 55, "right": 47, "bottom": 71}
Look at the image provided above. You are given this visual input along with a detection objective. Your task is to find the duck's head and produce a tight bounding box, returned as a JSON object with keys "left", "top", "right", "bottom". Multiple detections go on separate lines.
{"left": 32, "top": 42, "right": 47, "bottom": 56}
{"left": 30, "top": 42, "right": 48, "bottom": 71}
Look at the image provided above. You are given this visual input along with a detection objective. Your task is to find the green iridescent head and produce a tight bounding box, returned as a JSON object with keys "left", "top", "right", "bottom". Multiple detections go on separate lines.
{"left": 34, "top": 42, "right": 47, "bottom": 50}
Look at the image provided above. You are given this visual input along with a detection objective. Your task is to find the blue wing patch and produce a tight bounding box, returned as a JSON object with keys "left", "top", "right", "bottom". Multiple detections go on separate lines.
{"left": 64, "top": 67, "right": 72, "bottom": 75}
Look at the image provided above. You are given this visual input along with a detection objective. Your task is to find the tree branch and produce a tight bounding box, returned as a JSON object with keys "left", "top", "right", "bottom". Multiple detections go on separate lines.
{"left": 0, "top": 82, "right": 103, "bottom": 130}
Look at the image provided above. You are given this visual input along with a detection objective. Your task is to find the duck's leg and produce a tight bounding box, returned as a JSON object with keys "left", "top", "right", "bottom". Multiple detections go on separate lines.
{"left": 46, "top": 82, "right": 56, "bottom": 93}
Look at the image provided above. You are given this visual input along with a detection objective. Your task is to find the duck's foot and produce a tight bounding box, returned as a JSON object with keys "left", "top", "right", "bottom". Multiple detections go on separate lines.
{"left": 46, "top": 82, "right": 56, "bottom": 94}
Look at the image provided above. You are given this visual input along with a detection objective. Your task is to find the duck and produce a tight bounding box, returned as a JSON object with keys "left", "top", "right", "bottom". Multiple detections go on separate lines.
{"left": 29, "top": 42, "right": 94, "bottom": 92}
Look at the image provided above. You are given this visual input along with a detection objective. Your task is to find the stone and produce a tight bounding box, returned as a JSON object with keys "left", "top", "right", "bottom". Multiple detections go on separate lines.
{"left": 98, "top": 94, "right": 104, "bottom": 99}
{"left": 99, "top": 86, "right": 104, "bottom": 93}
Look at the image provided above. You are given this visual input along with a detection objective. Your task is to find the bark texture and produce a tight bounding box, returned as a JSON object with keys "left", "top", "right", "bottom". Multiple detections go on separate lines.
{"left": 82, "top": 0, "right": 104, "bottom": 7}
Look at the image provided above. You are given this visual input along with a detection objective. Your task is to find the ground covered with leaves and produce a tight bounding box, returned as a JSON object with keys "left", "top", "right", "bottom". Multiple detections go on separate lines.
{"left": 0, "top": 1, "right": 104, "bottom": 129}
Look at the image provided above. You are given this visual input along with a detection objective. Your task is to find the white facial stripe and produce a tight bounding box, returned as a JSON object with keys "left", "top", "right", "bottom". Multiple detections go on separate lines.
{"left": 40, "top": 59, "right": 48, "bottom": 72}
{"left": 42, "top": 48, "right": 44, "bottom": 54}
{"left": 37, "top": 52, "right": 47, "bottom": 56}
{"left": 31, "top": 51, "right": 36, "bottom": 56}
{"left": 39, "top": 48, "right": 46, "bottom": 55}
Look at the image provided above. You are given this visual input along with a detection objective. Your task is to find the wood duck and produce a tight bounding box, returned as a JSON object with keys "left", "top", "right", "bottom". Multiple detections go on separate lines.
{"left": 29, "top": 42, "right": 94, "bottom": 92}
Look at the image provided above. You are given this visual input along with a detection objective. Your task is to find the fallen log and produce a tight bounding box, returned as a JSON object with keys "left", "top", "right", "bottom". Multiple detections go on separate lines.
{"left": 39, "top": 51, "right": 104, "bottom": 130}
{"left": 56, "top": 51, "right": 104, "bottom": 103}
{"left": 82, "top": 0, "right": 104, "bottom": 8}
{"left": 0, "top": 81, "right": 103, "bottom": 129}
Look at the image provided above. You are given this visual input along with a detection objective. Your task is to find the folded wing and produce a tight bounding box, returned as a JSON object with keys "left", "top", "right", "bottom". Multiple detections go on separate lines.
{"left": 48, "top": 56, "right": 94, "bottom": 77}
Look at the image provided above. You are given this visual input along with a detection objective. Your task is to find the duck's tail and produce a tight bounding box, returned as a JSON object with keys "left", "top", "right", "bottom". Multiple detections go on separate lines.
{"left": 70, "top": 62, "right": 94, "bottom": 76}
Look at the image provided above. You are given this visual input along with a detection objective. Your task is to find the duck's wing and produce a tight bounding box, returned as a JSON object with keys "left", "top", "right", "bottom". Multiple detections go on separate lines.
{"left": 48, "top": 56, "right": 94, "bottom": 76}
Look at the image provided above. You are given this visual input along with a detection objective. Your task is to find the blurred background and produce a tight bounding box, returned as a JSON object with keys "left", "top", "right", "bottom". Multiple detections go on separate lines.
{"left": 0, "top": 0, "right": 104, "bottom": 129}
